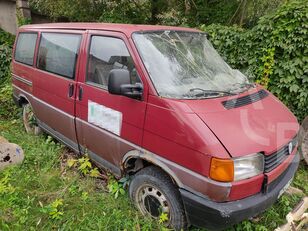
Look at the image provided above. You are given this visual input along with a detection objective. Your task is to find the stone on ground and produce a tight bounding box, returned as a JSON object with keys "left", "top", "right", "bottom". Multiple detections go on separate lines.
{"left": 0, "top": 137, "right": 24, "bottom": 170}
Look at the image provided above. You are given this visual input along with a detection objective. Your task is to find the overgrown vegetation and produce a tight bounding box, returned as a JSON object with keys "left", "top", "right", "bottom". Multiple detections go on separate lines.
{"left": 0, "top": 121, "right": 165, "bottom": 230}
{"left": 29, "top": 0, "right": 285, "bottom": 28}
{"left": 16, "top": 10, "right": 32, "bottom": 27}
{"left": 0, "top": 29, "right": 15, "bottom": 48}
{"left": 203, "top": 0, "right": 308, "bottom": 121}
{"left": 0, "top": 1, "right": 308, "bottom": 230}
{"left": 0, "top": 30, "right": 15, "bottom": 119}
{"left": 0, "top": 30, "right": 14, "bottom": 84}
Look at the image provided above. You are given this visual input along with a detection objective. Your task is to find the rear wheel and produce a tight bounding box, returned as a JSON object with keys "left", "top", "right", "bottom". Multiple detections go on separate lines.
{"left": 22, "top": 104, "right": 42, "bottom": 135}
{"left": 129, "top": 166, "right": 187, "bottom": 230}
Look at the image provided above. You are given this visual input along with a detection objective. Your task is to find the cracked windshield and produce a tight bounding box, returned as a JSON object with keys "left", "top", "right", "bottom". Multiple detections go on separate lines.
{"left": 133, "top": 31, "right": 254, "bottom": 99}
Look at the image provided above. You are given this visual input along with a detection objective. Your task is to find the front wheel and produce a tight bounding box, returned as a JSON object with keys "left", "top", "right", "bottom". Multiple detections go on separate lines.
{"left": 129, "top": 166, "right": 187, "bottom": 230}
{"left": 22, "top": 104, "right": 42, "bottom": 135}
{"left": 301, "top": 129, "right": 308, "bottom": 165}
{"left": 299, "top": 116, "right": 308, "bottom": 165}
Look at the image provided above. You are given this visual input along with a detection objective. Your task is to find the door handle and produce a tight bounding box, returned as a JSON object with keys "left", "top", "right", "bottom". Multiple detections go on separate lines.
{"left": 68, "top": 83, "right": 74, "bottom": 98}
{"left": 78, "top": 86, "right": 83, "bottom": 101}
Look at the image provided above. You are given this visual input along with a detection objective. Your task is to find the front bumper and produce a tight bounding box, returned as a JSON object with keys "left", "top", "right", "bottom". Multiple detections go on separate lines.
{"left": 180, "top": 153, "right": 300, "bottom": 230}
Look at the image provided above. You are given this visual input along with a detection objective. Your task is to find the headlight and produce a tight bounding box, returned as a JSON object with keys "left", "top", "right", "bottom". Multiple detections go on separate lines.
{"left": 210, "top": 153, "right": 264, "bottom": 182}
{"left": 233, "top": 153, "right": 264, "bottom": 181}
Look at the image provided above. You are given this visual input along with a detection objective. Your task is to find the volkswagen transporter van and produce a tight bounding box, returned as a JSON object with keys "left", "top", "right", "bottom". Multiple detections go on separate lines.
{"left": 12, "top": 23, "right": 300, "bottom": 230}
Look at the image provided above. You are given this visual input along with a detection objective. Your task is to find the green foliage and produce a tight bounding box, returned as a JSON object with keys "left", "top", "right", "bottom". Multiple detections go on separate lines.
{"left": 29, "top": 0, "right": 154, "bottom": 24}
{"left": 0, "top": 30, "right": 16, "bottom": 119}
{"left": 41, "top": 198, "right": 64, "bottom": 220}
{"left": 16, "top": 10, "right": 32, "bottom": 27}
{"left": 29, "top": 0, "right": 103, "bottom": 22}
{"left": 0, "top": 30, "right": 14, "bottom": 82}
{"left": 181, "top": 0, "right": 239, "bottom": 26}
{"left": 0, "top": 44, "right": 12, "bottom": 85}
{"left": 81, "top": 191, "right": 89, "bottom": 201}
{"left": 0, "top": 84, "right": 19, "bottom": 120}
{"left": 98, "top": 1, "right": 151, "bottom": 24}
{"left": 159, "top": 212, "right": 168, "bottom": 224}
{"left": 0, "top": 169, "right": 15, "bottom": 194}
{"left": 107, "top": 177, "right": 128, "bottom": 199}
{"left": 292, "top": 162, "right": 308, "bottom": 194}
{"left": 77, "top": 156, "right": 93, "bottom": 175}
{"left": 24, "top": 104, "right": 38, "bottom": 126}
{"left": 229, "top": 0, "right": 286, "bottom": 27}
{"left": 202, "top": 0, "right": 308, "bottom": 120}
{"left": 0, "top": 29, "right": 15, "bottom": 47}
{"left": 256, "top": 47, "right": 275, "bottom": 88}
{"left": 29, "top": 0, "right": 284, "bottom": 27}
{"left": 0, "top": 118, "right": 163, "bottom": 230}
{"left": 67, "top": 155, "right": 100, "bottom": 177}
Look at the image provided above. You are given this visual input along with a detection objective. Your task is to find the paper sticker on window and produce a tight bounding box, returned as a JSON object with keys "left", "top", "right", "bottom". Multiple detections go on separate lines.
{"left": 88, "top": 101, "right": 122, "bottom": 136}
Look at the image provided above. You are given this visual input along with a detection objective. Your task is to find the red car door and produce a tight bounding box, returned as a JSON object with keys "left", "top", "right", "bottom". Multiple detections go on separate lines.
{"left": 75, "top": 30, "right": 148, "bottom": 175}
{"left": 32, "top": 30, "right": 84, "bottom": 152}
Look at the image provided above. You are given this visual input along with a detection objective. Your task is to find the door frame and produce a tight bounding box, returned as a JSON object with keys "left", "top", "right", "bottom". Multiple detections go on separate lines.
{"left": 32, "top": 29, "right": 86, "bottom": 152}
{"left": 74, "top": 29, "right": 150, "bottom": 176}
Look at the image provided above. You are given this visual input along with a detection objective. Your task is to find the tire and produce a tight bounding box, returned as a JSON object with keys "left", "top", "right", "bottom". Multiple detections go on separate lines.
{"left": 129, "top": 166, "right": 187, "bottom": 230}
{"left": 22, "top": 104, "right": 42, "bottom": 135}
{"left": 299, "top": 116, "right": 308, "bottom": 165}
{"left": 301, "top": 131, "right": 308, "bottom": 165}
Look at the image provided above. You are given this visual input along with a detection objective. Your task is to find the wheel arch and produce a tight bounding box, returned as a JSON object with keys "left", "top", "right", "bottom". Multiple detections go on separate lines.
{"left": 15, "top": 92, "right": 30, "bottom": 107}
{"left": 122, "top": 150, "right": 184, "bottom": 188}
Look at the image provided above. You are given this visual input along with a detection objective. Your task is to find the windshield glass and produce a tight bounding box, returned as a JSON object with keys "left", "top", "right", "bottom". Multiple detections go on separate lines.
{"left": 133, "top": 31, "right": 252, "bottom": 99}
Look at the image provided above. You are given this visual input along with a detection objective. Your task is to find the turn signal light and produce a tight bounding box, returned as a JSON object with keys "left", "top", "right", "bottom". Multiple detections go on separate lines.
{"left": 210, "top": 158, "right": 234, "bottom": 182}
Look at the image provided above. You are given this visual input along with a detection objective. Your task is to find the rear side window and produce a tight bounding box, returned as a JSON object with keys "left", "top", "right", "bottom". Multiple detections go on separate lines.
{"left": 87, "top": 36, "right": 140, "bottom": 88}
{"left": 37, "top": 33, "right": 81, "bottom": 79}
{"left": 15, "top": 33, "right": 37, "bottom": 66}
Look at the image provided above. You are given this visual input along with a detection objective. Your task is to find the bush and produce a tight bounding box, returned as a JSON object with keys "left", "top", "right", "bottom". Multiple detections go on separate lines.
{"left": 202, "top": 0, "right": 307, "bottom": 121}
{"left": 0, "top": 30, "right": 14, "bottom": 85}
{"left": 0, "top": 45, "right": 12, "bottom": 86}
{"left": 0, "top": 29, "right": 15, "bottom": 47}
{"left": 0, "top": 30, "right": 17, "bottom": 119}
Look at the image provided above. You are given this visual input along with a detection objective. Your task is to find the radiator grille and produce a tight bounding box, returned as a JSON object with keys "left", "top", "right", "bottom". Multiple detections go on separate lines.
{"left": 264, "top": 136, "right": 298, "bottom": 173}
{"left": 222, "top": 89, "right": 269, "bottom": 109}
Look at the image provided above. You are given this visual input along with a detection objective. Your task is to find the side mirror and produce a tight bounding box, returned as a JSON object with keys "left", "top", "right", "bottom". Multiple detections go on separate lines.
{"left": 108, "top": 69, "right": 143, "bottom": 100}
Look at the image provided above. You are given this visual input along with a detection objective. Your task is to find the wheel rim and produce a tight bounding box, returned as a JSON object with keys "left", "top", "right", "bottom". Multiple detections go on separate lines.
{"left": 136, "top": 184, "right": 170, "bottom": 219}
{"left": 23, "top": 105, "right": 36, "bottom": 133}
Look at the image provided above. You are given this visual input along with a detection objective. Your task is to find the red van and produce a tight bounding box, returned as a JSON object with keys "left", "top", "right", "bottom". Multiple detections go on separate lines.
{"left": 12, "top": 23, "right": 299, "bottom": 230}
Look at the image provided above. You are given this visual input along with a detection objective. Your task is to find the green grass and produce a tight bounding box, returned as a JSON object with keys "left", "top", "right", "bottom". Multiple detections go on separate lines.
{"left": 0, "top": 86, "right": 307, "bottom": 231}
{"left": 0, "top": 118, "right": 164, "bottom": 230}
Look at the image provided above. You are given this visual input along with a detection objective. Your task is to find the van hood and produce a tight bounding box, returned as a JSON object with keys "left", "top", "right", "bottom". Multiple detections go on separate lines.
{"left": 182, "top": 88, "right": 299, "bottom": 157}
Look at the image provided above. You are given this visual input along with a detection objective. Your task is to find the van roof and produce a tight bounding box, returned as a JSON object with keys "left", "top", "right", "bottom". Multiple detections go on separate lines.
{"left": 21, "top": 23, "right": 200, "bottom": 37}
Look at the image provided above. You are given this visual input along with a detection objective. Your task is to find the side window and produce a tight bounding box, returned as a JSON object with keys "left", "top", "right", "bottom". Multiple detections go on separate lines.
{"left": 15, "top": 33, "right": 37, "bottom": 66}
{"left": 37, "top": 33, "right": 81, "bottom": 79}
{"left": 87, "top": 36, "right": 140, "bottom": 88}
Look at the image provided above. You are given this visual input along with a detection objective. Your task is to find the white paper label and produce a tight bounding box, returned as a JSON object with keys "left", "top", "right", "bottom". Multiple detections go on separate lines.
{"left": 88, "top": 100, "right": 122, "bottom": 136}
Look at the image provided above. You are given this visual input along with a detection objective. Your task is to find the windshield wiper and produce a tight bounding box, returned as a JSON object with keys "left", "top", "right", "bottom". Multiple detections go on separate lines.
{"left": 230, "top": 82, "right": 255, "bottom": 92}
{"left": 187, "top": 88, "right": 236, "bottom": 98}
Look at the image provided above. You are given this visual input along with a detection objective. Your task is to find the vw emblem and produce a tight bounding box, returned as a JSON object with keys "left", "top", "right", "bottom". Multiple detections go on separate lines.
{"left": 288, "top": 142, "right": 293, "bottom": 155}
